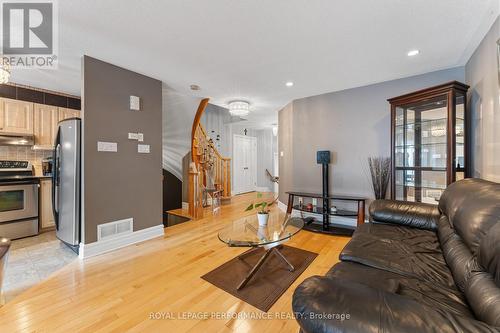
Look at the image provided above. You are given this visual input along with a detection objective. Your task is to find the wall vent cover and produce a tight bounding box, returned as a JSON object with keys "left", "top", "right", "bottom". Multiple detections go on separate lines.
{"left": 97, "top": 218, "right": 133, "bottom": 241}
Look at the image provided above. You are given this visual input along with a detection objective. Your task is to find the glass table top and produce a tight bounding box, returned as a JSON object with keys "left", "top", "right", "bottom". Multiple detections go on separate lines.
{"left": 218, "top": 213, "right": 304, "bottom": 247}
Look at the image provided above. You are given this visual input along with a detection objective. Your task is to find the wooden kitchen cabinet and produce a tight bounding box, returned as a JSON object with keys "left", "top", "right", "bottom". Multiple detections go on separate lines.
{"left": 40, "top": 179, "right": 55, "bottom": 229}
{"left": 34, "top": 103, "right": 59, "bottom": 149}
{"left": 58, "top": 107, "right": 80, "bottom": 122}
{"left": 0, "top": 98, "right": 34, "bottom": 134}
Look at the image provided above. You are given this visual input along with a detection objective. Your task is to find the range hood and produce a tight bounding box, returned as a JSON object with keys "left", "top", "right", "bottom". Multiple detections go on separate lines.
{"left": 0, "top": 133, "right": 35, "bottom": 146}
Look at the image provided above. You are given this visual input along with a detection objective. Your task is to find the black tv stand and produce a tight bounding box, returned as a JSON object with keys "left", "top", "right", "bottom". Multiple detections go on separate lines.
{"left": 285, "top": 191, "right": 366, "bottom": 236}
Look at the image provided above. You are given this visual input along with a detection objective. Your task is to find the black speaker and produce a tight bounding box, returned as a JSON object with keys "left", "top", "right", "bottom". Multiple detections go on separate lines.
{"left": 317, "top": 150, "right": 330, "bottom": 164}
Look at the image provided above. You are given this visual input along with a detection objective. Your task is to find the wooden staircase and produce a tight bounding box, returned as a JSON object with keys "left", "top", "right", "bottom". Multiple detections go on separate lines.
{"left": 188, "top": 98, "right": 231, "bottom": 219}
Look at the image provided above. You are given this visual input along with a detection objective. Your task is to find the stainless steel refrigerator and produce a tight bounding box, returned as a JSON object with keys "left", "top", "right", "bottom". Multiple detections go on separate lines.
{"left": 52, "top": 118, "right": 81, "bottom": 252}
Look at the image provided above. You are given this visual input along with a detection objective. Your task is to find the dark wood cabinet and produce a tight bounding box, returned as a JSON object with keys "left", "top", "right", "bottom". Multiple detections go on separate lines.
{"left": 388, "top": 81, "right": 469, "bottom": 203}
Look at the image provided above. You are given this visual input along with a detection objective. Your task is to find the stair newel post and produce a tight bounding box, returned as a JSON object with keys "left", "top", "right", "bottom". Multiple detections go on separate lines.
{"left": 224, "top": 158, "right": 231, "bottom": 198}
{"left": 188, "top": 162, "right": 203, "bottom": 219}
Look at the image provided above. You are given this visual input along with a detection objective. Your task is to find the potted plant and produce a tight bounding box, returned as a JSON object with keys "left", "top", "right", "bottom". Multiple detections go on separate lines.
{"left": 245, "top": 193, "right": 277, "bottom": 226}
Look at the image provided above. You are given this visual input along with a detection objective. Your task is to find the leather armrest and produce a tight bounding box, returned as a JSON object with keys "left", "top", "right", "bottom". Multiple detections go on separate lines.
{"left": 292, "top": 276, "right": 498, "bottom": 333}
{"left": 369, "top": 199, "right": 440, "bottom": 230}
{"left": 0, "top": 237, "right": 10, "bottom": 260}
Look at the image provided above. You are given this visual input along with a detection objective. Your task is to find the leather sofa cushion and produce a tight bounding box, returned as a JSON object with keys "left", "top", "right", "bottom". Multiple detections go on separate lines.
{"left": 326, "top": 261, "right": 400, "bottom": 294}
{"left": 328, "top": 261, "right": 473, "bottom": 318}
{"left": 438, "top": 215, "right": 476, "bottom": 292}
{"left": 340, "top": 223, "right": 456, "bottom": 288}
{"left": 0, "top": 238, "right": 10, "bottom": 259}
{"left": 438, "top": 204, "right": 500, "bottom": 326}
{"left": 465, "top": 270, "right": 500, "bottom": 326}
{"left": 360, "top": 222, "right": 440, "bottom": 249}
{"left": 439, "top": 179, "right": 500, "bottom": 254}
{"left": 478, "top": 222, "right": 500, "bottom": 287}
{"left": 370, "top": 199, "right": 440, "bottom": 230}
{"left": 437, "top": 179, "right": 500, "bottom": 327}
{"left": 292, "top": 276, "right": 497, "bottom": 333}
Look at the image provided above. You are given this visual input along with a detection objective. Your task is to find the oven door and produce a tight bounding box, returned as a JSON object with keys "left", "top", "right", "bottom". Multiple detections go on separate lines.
{"left": 0, "top": 183, "right": 38, "bottom": 222}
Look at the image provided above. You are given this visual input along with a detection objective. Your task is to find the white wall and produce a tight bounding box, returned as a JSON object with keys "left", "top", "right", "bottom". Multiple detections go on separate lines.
{"left": 255, "top": 128, "right": 278, "bottom": 191}
{"left": 162, "top": 88, "right": 201, "bottom": 179}
{"left": 229, "top": 124, "right": 277, "bottom": 192}
{"left": 200, "top": 103, "right": 232, "bottom": 157}
{"left": 465, "top": 15, "right": 500, "bottom": 182}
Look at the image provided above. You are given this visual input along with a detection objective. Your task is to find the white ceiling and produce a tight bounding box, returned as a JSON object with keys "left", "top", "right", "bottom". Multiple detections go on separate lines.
{"left": 9, "top": 0, "right": 500, "bottom": 128}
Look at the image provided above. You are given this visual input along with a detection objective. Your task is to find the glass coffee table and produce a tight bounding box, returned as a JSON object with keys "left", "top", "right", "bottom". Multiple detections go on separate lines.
{"left": 218, "top": 213, "right": 304, "bottom": 290}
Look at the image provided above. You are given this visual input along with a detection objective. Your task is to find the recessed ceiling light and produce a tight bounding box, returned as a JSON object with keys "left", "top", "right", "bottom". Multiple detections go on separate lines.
{"left": 190, "top": 84, "right": 201, "bottom": 91}
{"left": 285, "top": 81, "right": 294, "bottom": 87}
{"left": 407, "top": 50, "right": 420, "bottom": 57}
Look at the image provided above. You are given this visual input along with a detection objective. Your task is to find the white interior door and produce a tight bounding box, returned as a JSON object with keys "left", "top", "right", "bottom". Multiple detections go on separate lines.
{"left": 233, "top": 135, "right": 257, "bottom": 194}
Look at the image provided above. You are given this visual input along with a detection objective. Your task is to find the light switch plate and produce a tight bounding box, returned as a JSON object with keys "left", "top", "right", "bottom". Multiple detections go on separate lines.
{"left": 137, "top": 133, "right": 144, "bottom": 142}
{"left": 128, "top": 133, "right": 138, "bottom": 140}
{"left": 138, "top": 144, "right": 150, "bottom": 153}
{"left": 130, "top": 95, "right": 140, "bottom": 111}
{"left": 97, "top": 141, "right": 117, "bottom": 152}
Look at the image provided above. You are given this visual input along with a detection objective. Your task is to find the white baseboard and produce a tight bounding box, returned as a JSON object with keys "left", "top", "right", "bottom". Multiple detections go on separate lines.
{"left": 255, "top": 186, "right": 271, "bottom": 192}
{"left": 181, "top": 202, "right": 189, "bottom": 210}
{"left": 79, "top": 224, "right": 164, "bottom": 259}
{"left": 278, "top": 200, "right": 287, "bottom": 212}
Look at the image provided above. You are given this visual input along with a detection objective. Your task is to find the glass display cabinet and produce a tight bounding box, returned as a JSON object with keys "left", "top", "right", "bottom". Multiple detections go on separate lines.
{"left": 388, "top": 81, "right": 469, "bottom": 204}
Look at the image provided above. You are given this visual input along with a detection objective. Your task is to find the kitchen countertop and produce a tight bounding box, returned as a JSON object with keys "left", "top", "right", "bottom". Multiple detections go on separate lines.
{"left": 0, "top": 175, "right": 52, "bottom": 183}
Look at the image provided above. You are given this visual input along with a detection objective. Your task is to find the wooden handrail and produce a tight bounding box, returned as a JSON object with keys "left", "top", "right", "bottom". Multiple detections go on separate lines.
{"left": 191, "top": 98, "right": 210, "bottom": 163}
{"left": 188, "top": 98, "right": 232, "bottom": 219}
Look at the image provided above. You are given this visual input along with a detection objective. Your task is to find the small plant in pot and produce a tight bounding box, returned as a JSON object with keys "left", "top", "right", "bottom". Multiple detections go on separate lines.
{"left": 245, "top": 193, "right": 277, "bottom": 227}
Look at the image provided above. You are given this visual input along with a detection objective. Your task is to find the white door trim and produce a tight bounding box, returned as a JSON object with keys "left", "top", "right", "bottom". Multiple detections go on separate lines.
{"left": 273, "top": 151, "right": 279, "bottom": 194}
{"left": 233, "top": 134, "right": 257, "bottom": 195}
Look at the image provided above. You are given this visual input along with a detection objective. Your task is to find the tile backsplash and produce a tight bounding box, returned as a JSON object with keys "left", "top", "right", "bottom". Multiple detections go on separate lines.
{"left": 0, "top": 146, "right": 52, "bottom": 175}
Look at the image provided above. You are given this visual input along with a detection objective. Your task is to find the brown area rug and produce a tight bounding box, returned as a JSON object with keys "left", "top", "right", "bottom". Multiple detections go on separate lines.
{"left": 201, "top": 245, "right": 318, "bottom": 312}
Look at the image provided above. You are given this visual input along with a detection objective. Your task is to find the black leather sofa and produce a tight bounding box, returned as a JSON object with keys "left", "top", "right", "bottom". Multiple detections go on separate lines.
{"left": 292, "top": 178, "right": 500, "bottom": 332}
{"left": 0, "top": 237, "right": 10, "bottom": 303}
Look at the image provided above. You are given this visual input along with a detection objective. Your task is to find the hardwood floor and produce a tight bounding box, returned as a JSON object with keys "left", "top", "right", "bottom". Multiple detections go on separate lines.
{"left": 0, "top": 192, "right": 351, "bottom": 332}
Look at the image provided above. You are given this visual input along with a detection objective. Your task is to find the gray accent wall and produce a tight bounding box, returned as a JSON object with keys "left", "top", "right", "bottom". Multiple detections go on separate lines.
{"left": 465, "top": 15, "right": 500, "bottom": 182}
{"left": 82, "top": 56, "right": 163, "bottom": 244}
{"left": 278, "top": 67, "right": 465, "bottom": 203}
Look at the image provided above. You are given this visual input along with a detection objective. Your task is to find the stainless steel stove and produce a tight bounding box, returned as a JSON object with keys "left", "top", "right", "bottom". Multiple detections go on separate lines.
{"left": 0, "top": 161, "right": 39, "bottom": 239}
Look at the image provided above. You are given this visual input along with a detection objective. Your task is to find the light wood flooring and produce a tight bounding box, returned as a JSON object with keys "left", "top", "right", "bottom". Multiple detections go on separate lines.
{"left": 0, "top": 192, "right": 350, "bottom": 332}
